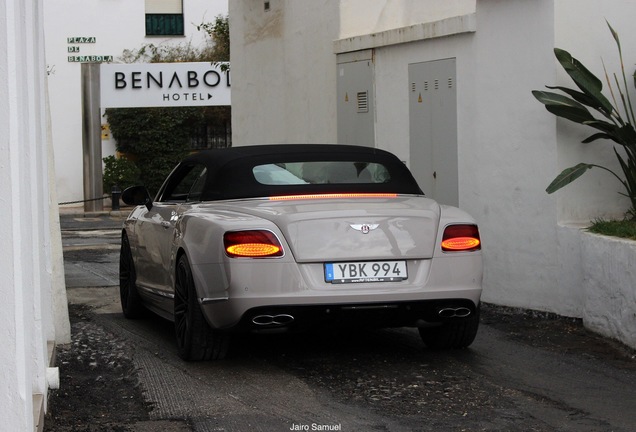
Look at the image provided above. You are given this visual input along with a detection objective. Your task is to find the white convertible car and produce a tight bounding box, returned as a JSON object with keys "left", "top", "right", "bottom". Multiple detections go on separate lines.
{"left": 120, "top": 144, "right": 483, "bottom": 360}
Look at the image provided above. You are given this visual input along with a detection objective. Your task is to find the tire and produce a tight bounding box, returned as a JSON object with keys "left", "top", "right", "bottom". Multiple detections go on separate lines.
{"left": 174, "top": 254, "right": 229, "bottom": 361}
{"left": 419, "top": 305, "right": 480, "bottom": 349}
{"left": 119, "top": 233, "right": 146, "bottom": 318}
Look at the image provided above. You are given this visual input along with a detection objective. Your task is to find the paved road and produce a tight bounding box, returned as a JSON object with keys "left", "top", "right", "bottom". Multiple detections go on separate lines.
{"left": 58, "top": 214, "right": 636, "bottom": 432}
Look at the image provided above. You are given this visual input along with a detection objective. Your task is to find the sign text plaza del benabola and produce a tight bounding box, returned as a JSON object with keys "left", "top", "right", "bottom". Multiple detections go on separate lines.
{"left": 100, "top": 62, "right": 231, "bottom": 108}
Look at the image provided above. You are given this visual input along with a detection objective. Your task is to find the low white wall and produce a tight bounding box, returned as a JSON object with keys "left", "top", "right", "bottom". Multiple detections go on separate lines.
{"left": 581, "top": 232, "right": 636, "bottom": 349}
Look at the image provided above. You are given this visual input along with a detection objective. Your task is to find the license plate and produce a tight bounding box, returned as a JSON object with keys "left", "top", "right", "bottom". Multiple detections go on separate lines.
{"left": 324, "top": 261, "right": 407, "bottom": 284}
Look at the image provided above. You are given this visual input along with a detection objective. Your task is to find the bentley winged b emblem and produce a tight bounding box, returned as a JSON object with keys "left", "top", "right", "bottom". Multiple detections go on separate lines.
{"left": 349, "top": 223, "right": 379, "bottom": 234}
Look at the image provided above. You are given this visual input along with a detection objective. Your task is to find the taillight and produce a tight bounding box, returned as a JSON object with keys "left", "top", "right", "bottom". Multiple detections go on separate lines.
{"left": 223, "top": 230, "right": 284, "bottom": 258}
{"left": 441, "top": 224, "right": 481, "bottom": 252}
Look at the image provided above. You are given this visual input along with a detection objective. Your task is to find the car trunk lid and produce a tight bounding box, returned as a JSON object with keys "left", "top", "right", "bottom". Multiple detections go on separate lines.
{"left": 221, "top": 196, "right": 441, "bottom": 262}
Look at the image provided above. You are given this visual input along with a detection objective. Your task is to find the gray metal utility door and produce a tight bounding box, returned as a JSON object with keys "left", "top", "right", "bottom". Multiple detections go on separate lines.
{"left": 409, "top": 58, "right": 458, "bottom": 206}
{"left": 337, "top": 51, "right": 375, "bottom": 146}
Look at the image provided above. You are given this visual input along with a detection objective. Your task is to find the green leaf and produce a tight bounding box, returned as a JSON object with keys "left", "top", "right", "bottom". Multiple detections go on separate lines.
{"left": 581, "top": 132, "right": 614, "bottom": 143}
{"left": 581, "top": 119, "right": 617, "bottom": 131}
{"left": 554, "top": 48, "right": 614, "bottom": 114}
{"left": 614, "top": 125, "right": 636, "bottom": 145}
{"left": 581, "top": 120, "right": 622, "bottom": 143}
{"left": 533, "top": 90, "right": 596, "bottom": 123}
{"left": 545, "top": 105, "right": 596, "bottom": 124}
{"left": 545, "top": 85, "right": 613, "bottom": 116}
{"left": 532, "top": 90, "right": 586, "bottom": 109}
{"left": 580, "top": 122, "right": 636, "bottom": 146}
{"left": 546, "top": 163, "right": 594, "bottom": 193}
{"left": 606, "top": 20, "right": 621, "bottom": 52}
{"left": 554, "top": 48, "right": 601, "bottom": 90}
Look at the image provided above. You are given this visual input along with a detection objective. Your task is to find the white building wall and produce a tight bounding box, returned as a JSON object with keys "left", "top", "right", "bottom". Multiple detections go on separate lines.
{"left": 553, "top": 0, "right": 636, "bottom": 222}
{"left": 338, "top": 0, "right": 567, "bottom": 314}
{"left": 44, "top": 0, "right": 228, "bottom": 207}
{"left": 339, "top": 0, "right": 475, "bottom": 38}
{"left": 229, "top": 0, "right": 340, "bottom": 146}
{"left": 463, "top": 0, "right": 565, "bottom": 312}
{"left": 229, "top": 0, "right": 636, "bottom": 318}
{"left": 1, "top": 0, "right": 62, "bottom": 430}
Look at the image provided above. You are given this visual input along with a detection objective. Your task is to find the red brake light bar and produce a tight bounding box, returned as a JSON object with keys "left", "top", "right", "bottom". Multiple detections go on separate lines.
{"left": 224, "top": 230, "right": 284, "bottom": 258}
{"left": 269, "top": 193, "right": 398, "bottom": 201}
{"left": 441, "top": 224, "right": 481, "bottom": 252}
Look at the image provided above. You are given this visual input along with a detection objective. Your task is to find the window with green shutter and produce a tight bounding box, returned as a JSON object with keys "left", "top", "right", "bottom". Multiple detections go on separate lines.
{"left": 145, "top": 0, "right": 183, "bottom": 36}
{"left": 145, "top": 14, "right": 184, "bottom": 36}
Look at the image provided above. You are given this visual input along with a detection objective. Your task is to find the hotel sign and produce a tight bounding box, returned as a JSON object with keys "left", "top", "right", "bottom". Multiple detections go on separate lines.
{"left": 100, "top": 62, "right": 231, "bottom": 108}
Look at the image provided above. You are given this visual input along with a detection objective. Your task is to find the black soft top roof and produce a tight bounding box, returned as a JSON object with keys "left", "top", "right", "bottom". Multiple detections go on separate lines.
{"left": 158, "top": 144, "right": 423, "bottom": 201}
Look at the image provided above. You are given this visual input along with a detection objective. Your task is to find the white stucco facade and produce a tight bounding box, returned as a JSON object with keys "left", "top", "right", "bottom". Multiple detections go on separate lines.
{"left": 230, "top": 0, "right": 636, "bottom": 319}
{"left": 0, "top": 2, "right": 230, "bottom": 430}
{"left": 44, "top": 0, "right": 228, "bottom": 207}
{"left": 230, "top": 0, "right": 340, "bottom": 145}
{"left": 1, "top": 0, "right": 68, "bottom": 430}
{"left": 339, "top": 0, "right": 475, "bottom": 39}
{"left": 554, "top": 1, "right": 635, "bottom": 222}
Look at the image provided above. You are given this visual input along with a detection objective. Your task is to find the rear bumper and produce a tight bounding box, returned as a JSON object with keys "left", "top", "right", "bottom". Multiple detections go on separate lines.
{"left": 224, "top": 298, "right": 479, "bottom": 333}
{"left": 194, "top": 253, "right": 482, "bottom": 330}
{"left": 201, "top": 289, "right": 481, "bottom": 331}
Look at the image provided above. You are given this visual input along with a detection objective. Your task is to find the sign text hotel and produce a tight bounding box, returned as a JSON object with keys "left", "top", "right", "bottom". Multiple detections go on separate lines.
{"left": 100, "top": 62, "right": 231, "bottom": 108}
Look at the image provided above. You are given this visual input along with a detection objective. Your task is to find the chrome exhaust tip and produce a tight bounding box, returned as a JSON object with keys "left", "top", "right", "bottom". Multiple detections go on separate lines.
{"left": 438, "top": 307, "right": 472, "bottom": 318}
{"left": 252, "top": 314, "right": 295, "bottom": 326}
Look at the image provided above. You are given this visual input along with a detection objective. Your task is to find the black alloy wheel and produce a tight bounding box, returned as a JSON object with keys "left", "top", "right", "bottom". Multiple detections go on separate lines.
{"left": 119, "top": 233, "right": 146, "bottom": 318}
{"left": 174, "top": 254, "right": 229, "bottom": 361}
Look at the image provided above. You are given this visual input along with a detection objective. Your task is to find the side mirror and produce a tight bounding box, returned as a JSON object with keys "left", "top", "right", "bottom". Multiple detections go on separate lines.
{"left": 121, "top": 186, "right": 153, "bottom": 211}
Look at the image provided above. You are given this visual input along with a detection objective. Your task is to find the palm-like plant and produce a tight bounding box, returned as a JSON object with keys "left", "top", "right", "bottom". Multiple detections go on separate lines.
{"left": 533, "top": 22, "right": 636, "bottom": 219}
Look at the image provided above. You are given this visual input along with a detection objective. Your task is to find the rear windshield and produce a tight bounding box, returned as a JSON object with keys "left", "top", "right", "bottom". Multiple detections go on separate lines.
{"left": 252, "top": 161, "right": 390, "bottom": 185}
{"left": 158, "top": 145, "right": 424, "bottom": 202}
